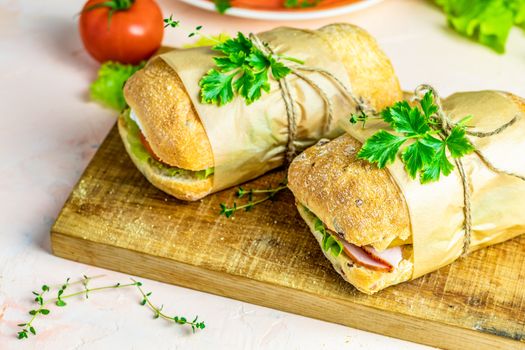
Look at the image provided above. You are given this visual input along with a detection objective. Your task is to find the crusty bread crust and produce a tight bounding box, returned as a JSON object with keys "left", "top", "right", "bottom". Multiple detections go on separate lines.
{"left": 288, "top": 135, "right": 411, "bottom": 251}
{"left": 297, "top": 204, "right": 413, "bottom": 294}
{"left": 118, "top": 115, "right": 213, "bottom": 201}
{"left": 122, "top": 23, "right": 402, "bottom": 173}
{"left": 124, "top": 58, "right": 214, "bottom": 171}
{"left": 317, "top": 23, "right": 402, "bottom": 111}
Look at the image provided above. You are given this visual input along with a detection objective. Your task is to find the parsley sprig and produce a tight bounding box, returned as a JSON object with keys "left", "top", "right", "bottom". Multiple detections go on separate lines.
{"left": 199, "top": 33, "right": 303, "bottom": 106}
{"left": 356, "top": 91, "right": 475, "bottom": 183}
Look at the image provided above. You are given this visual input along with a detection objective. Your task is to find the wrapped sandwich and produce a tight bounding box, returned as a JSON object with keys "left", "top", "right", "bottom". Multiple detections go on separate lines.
{"left": 118, "top": 23, "right": 402, "bottom": 200}
{"left": 288, "top": 87, "right": 525, "bottom": 294}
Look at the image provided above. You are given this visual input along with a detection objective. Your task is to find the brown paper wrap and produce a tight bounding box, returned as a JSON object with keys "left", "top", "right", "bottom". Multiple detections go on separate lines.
{"left": 160, "top": 28, "right": 355, "bottom": 192}
{"left": 343, "top": 91, "right": 525, "bottom": 278}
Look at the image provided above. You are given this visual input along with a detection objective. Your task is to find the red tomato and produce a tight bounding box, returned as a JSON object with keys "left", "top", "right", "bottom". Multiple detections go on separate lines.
{"left": 139, "top": 132, "right": 163, "bottom": 163}
{"left": 79, "top": 0, "right": 164, "bottom": 64}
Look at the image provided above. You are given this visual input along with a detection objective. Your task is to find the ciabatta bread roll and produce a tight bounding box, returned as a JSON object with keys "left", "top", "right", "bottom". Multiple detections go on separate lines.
{"left": 288, "top": 91, "right": 525, "bottom": 294}
{"left": 119, "top": 23, "right": 402, "bottom": 201}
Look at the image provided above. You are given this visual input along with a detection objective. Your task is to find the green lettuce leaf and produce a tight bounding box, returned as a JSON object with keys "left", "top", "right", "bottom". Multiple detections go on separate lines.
{"left": 314, "top": 218, "right": 343, "bottom": 257}
{"left": 122, "top": 110, "right": 214, "bottom": 180}
{"left": 436, "top": 0, "right": 525, "bottom": 53}
{"left": 90, "top": 62, "right": 145, "bottom": 111}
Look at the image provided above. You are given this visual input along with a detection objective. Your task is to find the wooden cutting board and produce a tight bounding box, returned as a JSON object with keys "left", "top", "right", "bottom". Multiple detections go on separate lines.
{"left": 51, "top": 125, "right": 525, "bottom": 350}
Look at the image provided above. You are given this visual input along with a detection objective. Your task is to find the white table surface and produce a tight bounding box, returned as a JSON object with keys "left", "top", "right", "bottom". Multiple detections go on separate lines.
{"left": 1, "top": 0, "right": 524, "bottom": 348}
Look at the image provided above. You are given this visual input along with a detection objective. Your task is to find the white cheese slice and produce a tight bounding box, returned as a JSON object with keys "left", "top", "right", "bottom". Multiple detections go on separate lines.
{"left": 130, "top": 109, "right": 145, "bottom": 134}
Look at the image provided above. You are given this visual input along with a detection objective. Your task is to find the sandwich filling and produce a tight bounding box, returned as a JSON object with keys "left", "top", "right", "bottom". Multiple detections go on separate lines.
{"left": 122, "top": 110, "right": 214, "bottom": 180}
{"left": 305, "top": 205, "right": 406, "bottom": 273}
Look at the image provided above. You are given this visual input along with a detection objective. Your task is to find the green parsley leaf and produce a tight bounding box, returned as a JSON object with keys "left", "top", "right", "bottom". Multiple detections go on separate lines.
{"left": 245, "top": 70, "right": 271, "bottom": 103}
{"left": 199, "top": 32, "right": 298, "bottom": 106}
{"left": 247, "top": 51, "right": 270, "bottom": 71}
{"left": 401, "top": 140, "right": 436, "bottom": 179}
{"left": 270, "top": 59, "right": 292, "bottom": 80}
{"left": 446, "top": 125, "right": 475, "bottom": 158}
{"left": 420, "top": 91, "right": 438, "bottom": 119}
{"left": 389, "top": 104, "right": 430, "bottom": 136}
{"left": 421, "top": 142, "right": 455, "bottom": 183}
{"left": 213, "top": 56, "right": 239, "bottom": 72}
{"left": 357, "top": 131, "right": 407, "bottom": 168}
{"left": 233, "top": 67, "right": 256, "bottom": 100}
{"left": 214, "top": 32, "right": 252, "bottom": 56}
{"left": 357, "top": 91, "right": 475, "bottom": 183}
{"left": 381, "top": 100, "right": 410, "bottom": 124}
{"left": 199, "top": 69, "right": 235, "bottom": 106}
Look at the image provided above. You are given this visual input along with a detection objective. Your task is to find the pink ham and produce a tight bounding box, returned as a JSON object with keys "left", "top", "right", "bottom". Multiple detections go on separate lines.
{"left": 338, "top": 237, "right": 403, "bottom": 272}
{"left": 362, "top": 245, "right": 403, "bottom": 270}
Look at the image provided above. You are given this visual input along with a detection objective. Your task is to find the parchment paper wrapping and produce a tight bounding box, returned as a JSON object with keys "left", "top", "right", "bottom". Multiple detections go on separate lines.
{"left": 343, "top": 91, "right": 525, "bottom": 278}
{"left": 160, "top": 28, "right": 355, "bottom": 192}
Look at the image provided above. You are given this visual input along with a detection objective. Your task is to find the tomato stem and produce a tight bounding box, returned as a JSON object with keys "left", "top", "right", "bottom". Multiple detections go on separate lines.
{"left": 85, "top": 0, "right": 135, "bottom": 13}
{"left": 83, "top": 0, "right": 135, "bottom": 30}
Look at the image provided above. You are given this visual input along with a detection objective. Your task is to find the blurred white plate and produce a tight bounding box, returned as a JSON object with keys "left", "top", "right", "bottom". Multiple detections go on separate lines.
{"left": 179, "top": 0, "right": 383, "bottom": 21}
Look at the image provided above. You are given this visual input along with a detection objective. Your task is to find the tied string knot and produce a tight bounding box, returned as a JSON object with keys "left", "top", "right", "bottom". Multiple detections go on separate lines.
{"left": 413, "top": 84, "right": 524, "bottom": 256}
{"left": 248, "top": 33, "right": 375, "bottom": 163}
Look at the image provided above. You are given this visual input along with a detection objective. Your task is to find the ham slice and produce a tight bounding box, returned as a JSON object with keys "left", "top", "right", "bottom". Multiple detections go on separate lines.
{"left": 362, "top": 245, "right": 403, "bottom": 269}
{"left": 335, "top": 233, "right": 403, "bottom": 272}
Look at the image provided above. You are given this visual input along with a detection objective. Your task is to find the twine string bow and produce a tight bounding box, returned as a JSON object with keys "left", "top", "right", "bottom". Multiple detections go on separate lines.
{"left": 413, "top": 84, "right": 524, "bottom": 255}
{"left": 249, "top": 33, "right": 375, "bottom": 162}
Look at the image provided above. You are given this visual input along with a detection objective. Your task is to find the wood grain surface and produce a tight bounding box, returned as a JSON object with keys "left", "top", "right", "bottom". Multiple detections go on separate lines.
{"left": 51, "top": 125, "right": 525, "bottom": 349}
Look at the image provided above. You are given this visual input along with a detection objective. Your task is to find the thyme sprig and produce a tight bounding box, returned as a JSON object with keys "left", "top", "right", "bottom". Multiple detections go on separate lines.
{"left": 349, "top": 109, "right": 374, "bottom": 128}
{"left": 163, "top": 15, "right": 180, "bottom": 28}
{"left": 219, "top": 181, "right": 288, "bottom": 218}
{"left": 133, "top": 279, "right": 205, "bottom": 332}
{"left": 17, "top": 275, "right": 205, "bottom": 340}
{"left": 164, "top": 16, "right": 203, "bottom": 38}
